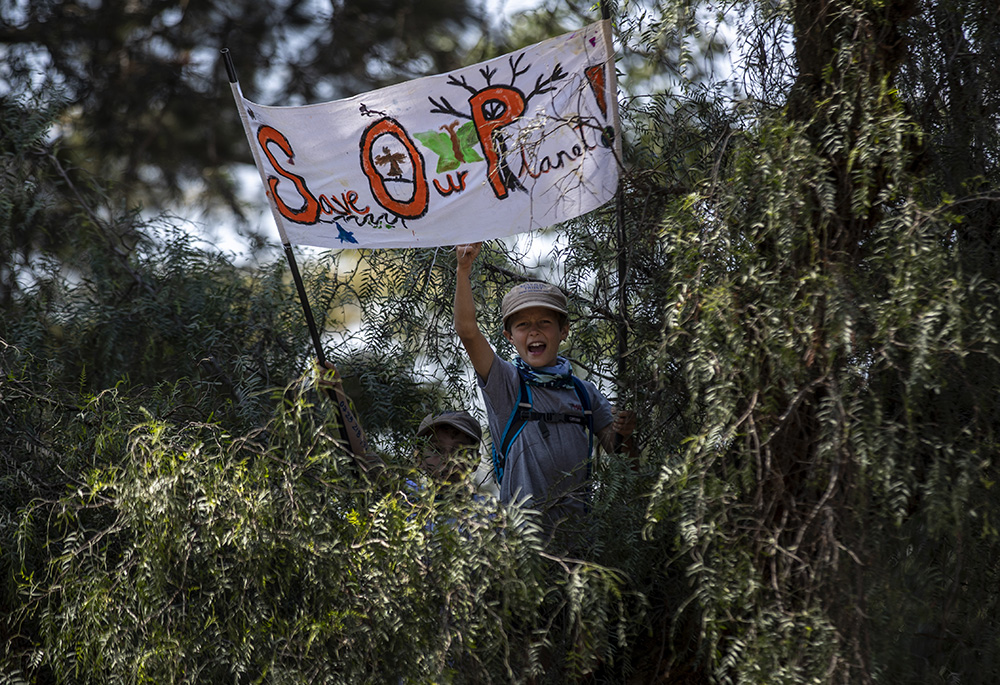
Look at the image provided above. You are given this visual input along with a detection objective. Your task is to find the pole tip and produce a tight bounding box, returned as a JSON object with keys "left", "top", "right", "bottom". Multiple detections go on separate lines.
{"left": 221, "top": 47, "right": 238, "bottom": 83}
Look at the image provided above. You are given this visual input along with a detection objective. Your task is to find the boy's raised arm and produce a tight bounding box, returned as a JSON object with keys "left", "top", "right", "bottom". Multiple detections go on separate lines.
{"left": 454, "top": 243, "right": 495, "bottom": 381}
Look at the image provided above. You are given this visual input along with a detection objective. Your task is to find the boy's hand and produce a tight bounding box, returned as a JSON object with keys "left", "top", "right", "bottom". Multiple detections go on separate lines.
{"left": 612, "top": 407, "right": 636, "bottom": 438}
{"left": 456, "top": 242, "right": 481, "bottom": 270}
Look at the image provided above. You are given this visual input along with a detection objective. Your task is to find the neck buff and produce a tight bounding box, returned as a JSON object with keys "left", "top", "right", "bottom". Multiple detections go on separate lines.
{"left": 514, "top": 356, "right": 575, "bottom": 389}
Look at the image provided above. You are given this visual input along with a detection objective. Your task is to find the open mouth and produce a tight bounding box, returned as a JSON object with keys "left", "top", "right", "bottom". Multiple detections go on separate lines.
{"left": 527, "top": 341, "right": 546, "bottom": 355}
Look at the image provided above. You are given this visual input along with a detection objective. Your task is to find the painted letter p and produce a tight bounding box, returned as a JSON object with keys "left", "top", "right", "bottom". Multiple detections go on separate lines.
{"left": 469, "top": 86, "right": 525, "bottom": 199}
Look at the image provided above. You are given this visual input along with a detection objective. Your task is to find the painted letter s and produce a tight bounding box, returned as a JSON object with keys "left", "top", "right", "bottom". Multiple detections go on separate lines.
{"left": 257, "top": 125, "right": 320, "bottom": 224}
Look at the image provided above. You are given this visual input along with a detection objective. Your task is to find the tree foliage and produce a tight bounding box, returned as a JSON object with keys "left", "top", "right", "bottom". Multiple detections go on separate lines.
{"left": 0, "top": 0, "right": 490, "bottom": 255}
{"left": 12, "top": 378, "right": 639, "bottom": 683}
{"left": 639, "top": 0, "right": 1000, "bottom": 682}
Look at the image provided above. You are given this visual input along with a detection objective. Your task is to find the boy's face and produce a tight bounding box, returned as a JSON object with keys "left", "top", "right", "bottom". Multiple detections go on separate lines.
{"left": 419, "top": 424, "right": 478, "bottom": 483}
{"left": 503, "top": 305, "right": 569, "bottom": 368}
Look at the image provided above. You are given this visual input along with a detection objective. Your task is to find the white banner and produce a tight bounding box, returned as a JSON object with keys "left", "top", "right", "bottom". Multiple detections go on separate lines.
{"left": 232, "top": 20, "right": 619, "bottom": 249}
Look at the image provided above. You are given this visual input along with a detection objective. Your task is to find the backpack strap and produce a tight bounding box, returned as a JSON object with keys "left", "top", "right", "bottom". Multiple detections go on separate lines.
{"left": 492, "top": 374, "right": 530, "bottom": 485}
{"left": 572, "top": 376, "right": 595, "bottom": 471}
{"left": 492, "top": 373, "right": 595, "bottom": 486}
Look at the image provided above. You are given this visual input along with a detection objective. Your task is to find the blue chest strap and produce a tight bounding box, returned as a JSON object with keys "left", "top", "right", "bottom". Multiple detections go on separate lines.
{"left": 492, "top": 374, "right": 593, "bottom": 486}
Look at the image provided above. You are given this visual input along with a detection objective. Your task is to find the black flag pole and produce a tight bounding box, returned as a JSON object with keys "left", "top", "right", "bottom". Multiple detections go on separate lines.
{"left": 222, "top": 48, "right": 369, "bottom": 456}
{"left": 598, "top": 3, "right": 629, "bottom": 389}
{"left": 221, "top": 48, "right": 326, "bottom": 366}
{"left": 599, "top": 1, "right": 637, "bottom": 457}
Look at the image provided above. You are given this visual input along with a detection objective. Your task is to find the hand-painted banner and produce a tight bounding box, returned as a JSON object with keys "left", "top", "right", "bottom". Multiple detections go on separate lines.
{"left": 231, "top": 20, "right": 619, "bottom": 249}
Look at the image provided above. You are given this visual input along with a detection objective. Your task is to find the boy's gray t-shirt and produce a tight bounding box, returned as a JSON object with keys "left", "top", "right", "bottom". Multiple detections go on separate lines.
{"left": 479, "top": 351, "right": 613, "bottom": 514}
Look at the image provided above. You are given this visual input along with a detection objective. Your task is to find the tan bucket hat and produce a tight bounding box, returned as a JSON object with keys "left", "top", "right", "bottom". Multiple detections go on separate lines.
{"left": 416, "top": 411, "right": 482, "bottom": 443}
{"left": 500, "top": 281, "right": 568, "bottom": 327}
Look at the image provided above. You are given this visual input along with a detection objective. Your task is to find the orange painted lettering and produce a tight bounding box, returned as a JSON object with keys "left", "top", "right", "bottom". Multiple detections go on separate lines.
{"left": 256, "top": 125, "right": 320, "bottom": 224}
{"left": 433, "top": 170, "right": 469, "bottom": 196}
{"left": 469, "top": 86, "right": 525, "bottom": 199}
{"left": 359, "top": 118, "right": 429, "bottom": 220}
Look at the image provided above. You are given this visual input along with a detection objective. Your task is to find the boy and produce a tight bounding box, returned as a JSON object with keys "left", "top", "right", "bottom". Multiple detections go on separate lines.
{"left": 453, "top": 243, "right": 634, "bottom": 523}
{"left": 414, "top": 410, "right": 483, "bottom": 486}
{"left": 319, "top": 361, "right": 483, "bottom": 488}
